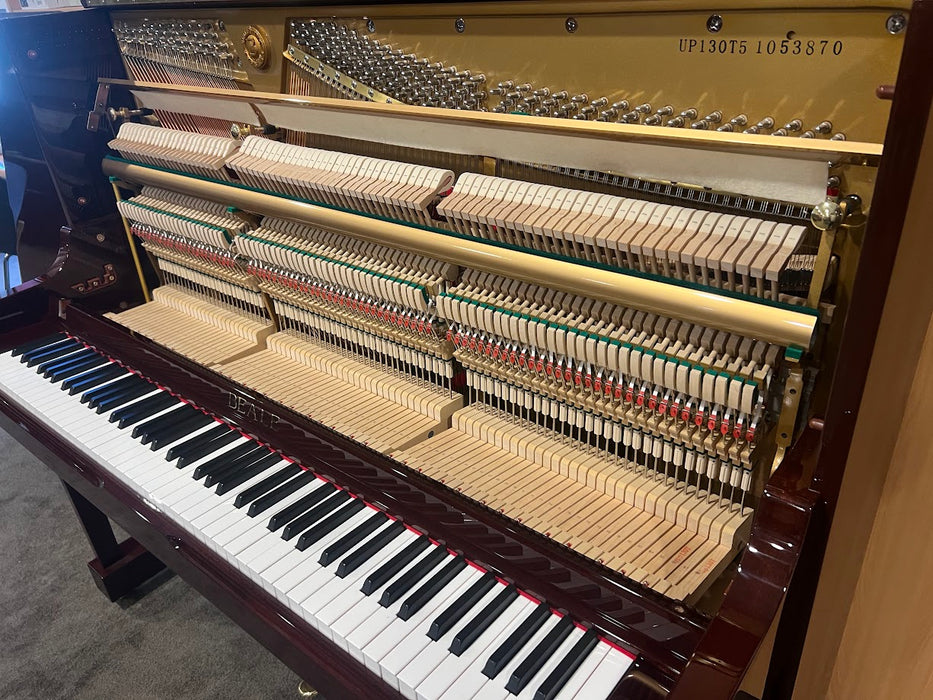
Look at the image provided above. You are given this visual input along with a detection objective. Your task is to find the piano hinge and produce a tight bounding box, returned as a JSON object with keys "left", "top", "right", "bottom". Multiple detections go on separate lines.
{"left": 57, "top": 298, "right": 69, "bottom": 319}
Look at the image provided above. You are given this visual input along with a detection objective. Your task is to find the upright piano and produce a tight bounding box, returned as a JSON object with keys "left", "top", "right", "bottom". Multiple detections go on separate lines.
{"left": 0, "top": 1, "right": 929, "bottom": 698}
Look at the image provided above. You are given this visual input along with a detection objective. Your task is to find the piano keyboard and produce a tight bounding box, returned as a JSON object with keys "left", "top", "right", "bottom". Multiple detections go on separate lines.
{"left": 0, "top": 335, "right": 634, "bottom": 699}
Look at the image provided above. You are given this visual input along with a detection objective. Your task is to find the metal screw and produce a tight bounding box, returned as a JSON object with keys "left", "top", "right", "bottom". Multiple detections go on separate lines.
{"left": 565, "top": 17, "right": 578, "bottom": 33}
{"left": 706, "top": 14, "right": 723, "bottom": 33}
{"left": 217, "top": 20, "right": 225, "bottom": 32}
{"left": 26, "top": 49, "right": 38, "bottom": 60}
{"left": 886, "top": 13, "right": 907, "bottom": 34}
{"left": 455, "top": 17, "right": 466, "bottom": 33}
{"left": 76, "top": 196, "right": 88, "bottom": 206}
{"left": 366, "top": 17, "right": 376, "bottom": 33}
{"left": 95, "top": 233, "right": 106, "bottom": 243}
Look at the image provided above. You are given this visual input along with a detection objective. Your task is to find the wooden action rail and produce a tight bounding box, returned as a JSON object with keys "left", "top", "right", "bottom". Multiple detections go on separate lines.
{"left": 218, "top": 330, "right": 462, "bottom": 454}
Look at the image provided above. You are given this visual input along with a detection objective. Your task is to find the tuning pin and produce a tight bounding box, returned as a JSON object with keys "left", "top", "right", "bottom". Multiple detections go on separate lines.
{"left": 716, "top": 123, "right": 735, "bottom": 132}
{"left": 813, "top": 120, "right": 833, "bottom": 134}
{"left": 756, "top": 117, "right": 775, "bottom": 130}
{"left": 571, "top": 94, "right": 590, "bottom": 105}
{"left": 772, "top": 128, "right": 789, "bottom": 137}
{"left": 612, "top": 100, "right": 630, "bottom": 112}
{"left": 532, "top": 87, "right": 550, "bottom": 97}
{"left": 784, "top": 119, "right": 803, "bottom": 132}
{"left": 497, "top": 80, "right": 515, "bottom": 90}
{"left": 729, "top": 114, "right": 748, "bottom": 127}
{"left": 590, "top": 97, "right": 609, "bottom": 109}
{"left": 644, "top": 114, "right": 663, "bottom": 126}
{"left": 800, "top": 130, "right": 816, "bottom": 138}
{"left": 620, "top": 110, "right": 640, "bottom": 123}
{"left": 679, "top": 108, "right": 698, "bottom": 120}
{"left": 666, "top": 116, "right": 686, "bottom": 128}
{"left": 691, "top": 119, "right": 710, "bottom": 130}
{"left": 655, "top": 105, "right": 674, "bottom": 117}
{"left": 598, "top": 109, "right": 618, "bottom": 121}
{"left": 743, "top": 125, "right": 760, "bottom": 134}
{"left": 703, "top": 110, "right": 723, "bottom": 124}
{"left": 634, "top": 103, "right": 652, "bottom": 114}
{"left": 830, "top": 132, "right": 847, "bottom": 141}
{"left": 552, "top": 90, "right": 569, "bottom": 101}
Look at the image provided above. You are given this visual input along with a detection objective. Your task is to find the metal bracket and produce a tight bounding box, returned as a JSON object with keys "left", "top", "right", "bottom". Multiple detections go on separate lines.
{"left": 771, "top": 355, "right": 804, "bottom": 475}
{"left": 87, "top": 83, "right": 111, "bottom": 133}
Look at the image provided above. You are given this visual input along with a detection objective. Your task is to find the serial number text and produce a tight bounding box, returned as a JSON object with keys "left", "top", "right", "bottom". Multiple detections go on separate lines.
{"left": 678, "top": 38, "right": 844, "bottom": 56}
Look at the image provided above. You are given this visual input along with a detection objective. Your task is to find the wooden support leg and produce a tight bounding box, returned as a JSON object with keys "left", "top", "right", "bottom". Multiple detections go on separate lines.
{"left": 63, "top": 481, "right": 167, "bottom": 602}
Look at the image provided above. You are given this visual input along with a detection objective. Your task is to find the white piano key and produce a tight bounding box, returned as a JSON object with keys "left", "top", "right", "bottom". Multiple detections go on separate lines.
{"left": 397, "top": 575, "right": 505, "bottom": 699}
{"left": 419, "top": 595, "right": 534, "bottom": 700}
{"left": 373, "top": 566, "right": 481, "bottom": 688}
{"left": 551, "top": 642, "right": 609, "bottom": 700}
{"left": 569, "top": 647, "right": 633, "bottom": 699}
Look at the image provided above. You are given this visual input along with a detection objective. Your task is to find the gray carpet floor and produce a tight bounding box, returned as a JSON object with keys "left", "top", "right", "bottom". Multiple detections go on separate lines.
{"left": 0, "top": 426, "right": 301, "bottom": 699}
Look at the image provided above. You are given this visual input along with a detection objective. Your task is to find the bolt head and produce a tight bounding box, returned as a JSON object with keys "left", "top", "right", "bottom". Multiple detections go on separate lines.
{"left": 26, "top": 49, "right": 38, "bottom": 60}
{"left": 76, "top": 196, "right": 88, "bottom": 206}
{"left": 565, "top": 17, "right": 578, "bottom": 33}
{"left": 886, "top": 13, "right": 907, "bottom": 34}
{"left": 95, "top": 233, "right": 106, "bottom": 243}
{"left": 366, "top": 18, "right": 376, "bottom": 33}
{"left": 707, "top": 14, "right": 724, "bottom": 33}
{"left": 454, "top": 17, "right": 466, "bottom": 33}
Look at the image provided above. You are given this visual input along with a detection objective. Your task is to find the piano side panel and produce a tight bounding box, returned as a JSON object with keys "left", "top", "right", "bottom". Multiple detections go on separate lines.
{"left": 794, "top": 32, "right": 933, "bottom": 699}
{"left": 824, "top": 307, "right": 933, "bottom": 698}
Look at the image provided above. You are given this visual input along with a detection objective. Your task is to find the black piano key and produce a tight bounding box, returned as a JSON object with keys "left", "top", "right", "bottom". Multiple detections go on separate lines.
{"left": 268, "top": 482, "right": 337, "bottom": 532}
{"left": 214, "top": 457, "right": 279, "bottom": 495}
{"left": 280, "top": 490, "right": 349, "bottom": 540}
{"left": 336, "top": 520, "right": 405, "bottom": 578}
{"left": 203, "top": 446, "right": 270, "bottom": 487}
{"left": 138, "top": 405, "right": 201, "bottom": 444}
{"left": 191, "top": 441, "right": 256, "bottom": 479}
{"left": 83, "top": 374, "right": 141, "bottom": 405}
{"left": 37, "top": 348, "right": 95, "bottom": 377}
{"left": 64, "top": 364, "right": 125, "bottom": 394}
{"left": 93, "top": 381, "right": 152, "bottom": 413}
{"left": 318, "top": 512, "right": 388, "bottom": 566}
{"left": 247, "top": 471, "right": 316, "bottom": 517}
{"left": 175, "top": 429, "right": 241, "bottom": 467}
{"left": 533, "top": 630, "right": 600, "bottom": 700}
{"left": 166, "top": 424, "right": 231, "bottom": 462}
{"left": 429, "top": 572, "right": 498, "bottom": 641}
{"left": 398, "top": 556, "right": 468, "bottom": 621}
{"left": 233, "top": 464, "right": 301, "bottom": 508}
{"left": 361, "top": 536, "right": 432, "bottom": 596}
{"left": 208, "top": 452, "right": 282, "bottom": 489}
{"left": 294, "top": 499, "right": 366, "bottom": 552}
{"left": 52, "top": 361, "right": 106, "bottom": 388}
{"left": 12, "top": 333, "right": 66, "bottom": 357}
{"left": 378, "top": 547, "right": 448, "bottom": 609}
{"left": 149, "top": 412, "right": 215, "bottom": 451}
{"left": 131, "top": 403, "right": 192, "bottom": 440}
{"left": 450, "top": 585, "right": 520, "bottom": 656}
{"left": 23, "top": 339, "right": 80, "bottom": 366}
{"left": 112, "top": 392, "right": 176, "bottom": 427}
{"left": 504, "top": 616, "right": 575, "bottom": 694}
{"left": 46, "top": 354, "right": 106, "bottom": 382}
{"left": 482, "top": 605, "right": 551, "bottom": 679}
